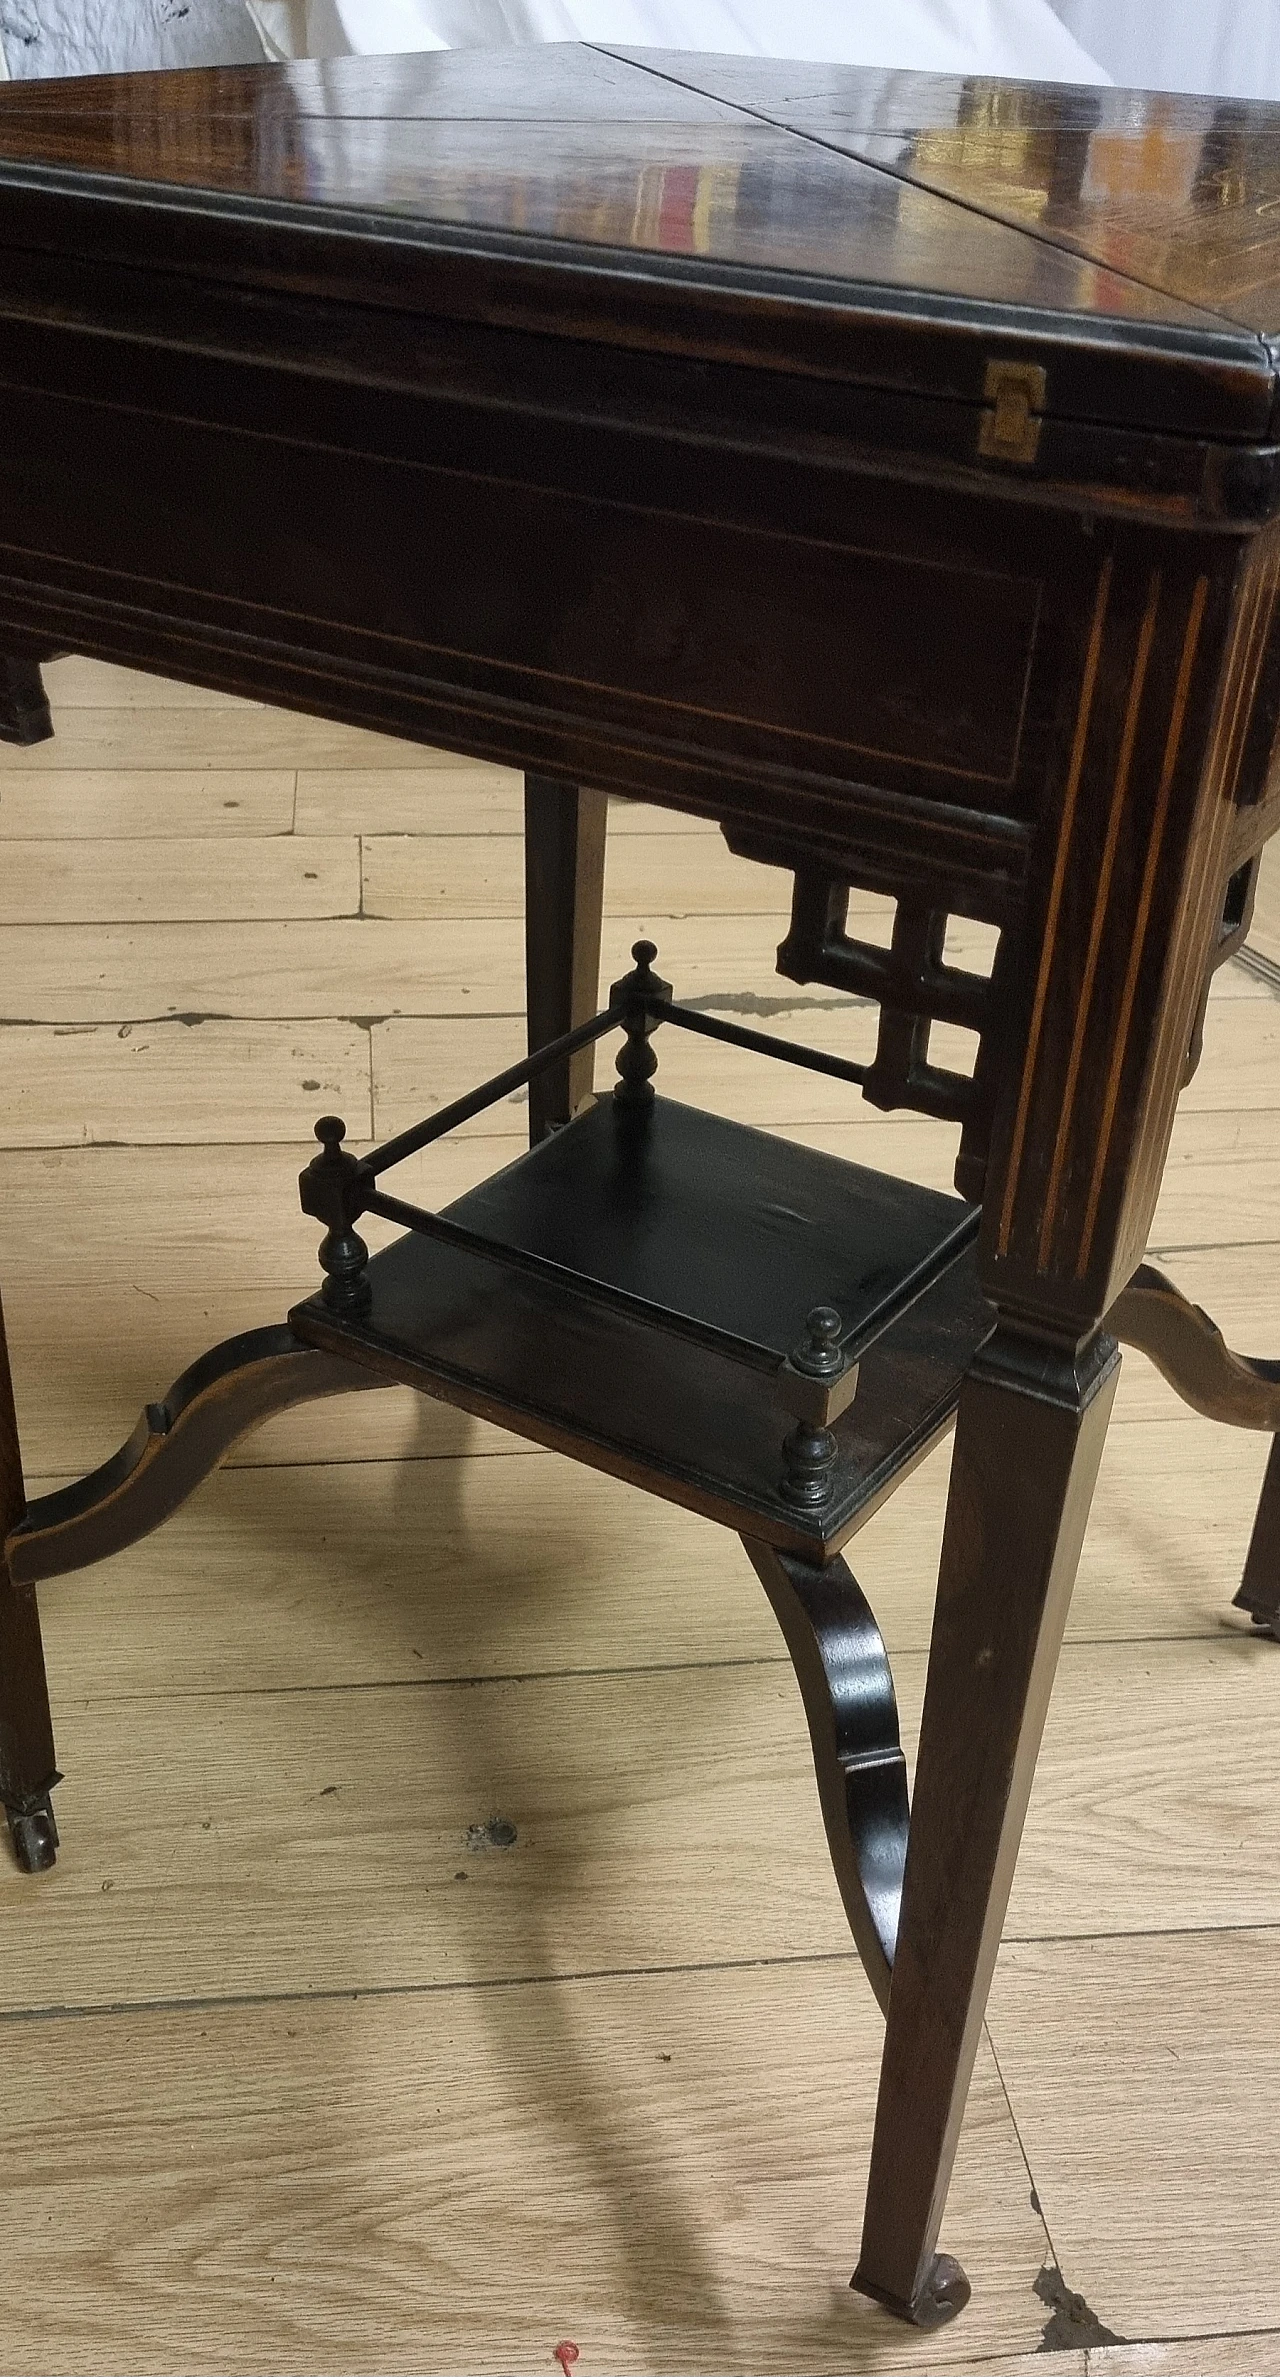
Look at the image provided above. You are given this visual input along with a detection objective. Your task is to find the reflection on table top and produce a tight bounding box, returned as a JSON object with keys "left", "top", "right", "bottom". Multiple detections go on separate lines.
{"left": 0, "top": 44, "right": 1271, "bottom": 339}
{"left": 622, "top": 51, "right": 1280, "bottom": 332}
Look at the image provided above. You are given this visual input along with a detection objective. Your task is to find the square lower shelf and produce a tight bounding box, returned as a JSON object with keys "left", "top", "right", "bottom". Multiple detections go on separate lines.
{"left": 291, "top": 1096, "right": 994, "bottom": 1557}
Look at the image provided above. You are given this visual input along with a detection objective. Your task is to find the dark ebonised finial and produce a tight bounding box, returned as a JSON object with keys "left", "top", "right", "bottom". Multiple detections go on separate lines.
{"left": 299, "top": 1115, "right": 372, "bottom": 1314}
{"left": 611, "top": 939, "right": 672, "bottom": 1109}
{"left": 789, "top": 1305, "right": 844, "bottom": 1380}
{"left": 779, "top": 1414, "right": 839, "bottom": 1509}
{"left": 778, "top": 1307, "right": 845, "bottom": 1508}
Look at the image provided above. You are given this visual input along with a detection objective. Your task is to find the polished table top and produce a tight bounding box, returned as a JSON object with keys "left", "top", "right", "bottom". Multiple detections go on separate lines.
{"left": 0, "top": 48, "right": 1275, "bottom": 441}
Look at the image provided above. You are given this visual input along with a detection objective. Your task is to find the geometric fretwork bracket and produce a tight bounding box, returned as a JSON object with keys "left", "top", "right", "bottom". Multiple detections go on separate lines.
{"left": 775, "top": 871, "right": 1004, "bottom": 1204}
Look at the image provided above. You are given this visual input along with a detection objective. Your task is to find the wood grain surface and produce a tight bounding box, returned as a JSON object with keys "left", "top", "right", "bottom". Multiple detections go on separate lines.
{"left": 0, "top": 46, "right": 1246, "bottom": 353}
{"left": 0, "top": 661, "right": 1277, "bottom": 2367}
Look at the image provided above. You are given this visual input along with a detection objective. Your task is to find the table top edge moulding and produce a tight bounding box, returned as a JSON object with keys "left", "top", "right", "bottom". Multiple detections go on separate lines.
{"left": 610, "top": 46, "right": 1280, "bottom": 345}
{"left": 0, "top": 42, "right": 1279, "bottom": 2347}
{"left": 0, "top": 47, "right": 1273, "bottom": 457}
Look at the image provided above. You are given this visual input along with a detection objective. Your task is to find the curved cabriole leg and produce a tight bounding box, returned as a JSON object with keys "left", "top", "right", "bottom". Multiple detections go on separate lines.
{"left": 742, "top": 1538, "right": 907, "bottom": 2015}
{"left": 1110, "top": 1263, "right": 1280, "bottom": 1636}
{"left": 6, "top": 1325, "right": 382, "bottom": 1590}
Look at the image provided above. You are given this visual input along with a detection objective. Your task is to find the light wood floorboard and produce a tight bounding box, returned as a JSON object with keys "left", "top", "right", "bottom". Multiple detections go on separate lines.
{"left": 0, "top": 1971, "right": 1044, "bottom": 2377}
{"left": 3, "top": 1634, "right": 1273, "bottom": 2014}
{"left": 0, "top": 660, "right": 1276, "bottom": 2369}
{"left": 0, "top": 768, "right": 296, "bottom": 837}
{"left": 14, "top": 1408, "right": 1269, "bottom": 1703}
{"left": 0, "top": 1021, "right": 373, "bottom": 1146}
{"left": 988, "top": 1933, "right": 1280, "bottom": 2349}
{"left": 1090, "top": 2345, "right": 1280, "bottom": 2376}
{"left": 0, "top": 836, "right": 360, "bottom": 925}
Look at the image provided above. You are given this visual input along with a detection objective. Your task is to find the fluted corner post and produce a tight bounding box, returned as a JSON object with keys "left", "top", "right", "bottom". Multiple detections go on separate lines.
{"left": 523, "top": 777, "right": 608, "bottom": 1144}
{"left": 0, "top": 1285, "right": 60, "bottom": 1871}
{"left": 855, "top": 538, "right": 1263, "bottom": 2327}
{"left": 299, "top": 1116, "right": 372, "bottom": 1314}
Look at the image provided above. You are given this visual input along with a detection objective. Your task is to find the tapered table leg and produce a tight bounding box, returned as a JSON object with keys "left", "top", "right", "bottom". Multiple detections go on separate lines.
{"left": 844, "top": 544, "right": 1262, "bottom": 2321}
{"left": 523, "top": 775, "right": 607, "bottom": 1144}
{"left": 0, "top": 1289, "right": 59, "bottom": 1870}
{"left": 852, "top": 1319, "right": 1119, "bottom": 2326}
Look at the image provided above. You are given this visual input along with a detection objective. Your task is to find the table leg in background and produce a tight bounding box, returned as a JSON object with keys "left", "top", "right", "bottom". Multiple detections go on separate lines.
{"left": 523, "top": 776, "right": 607, "bottom": 1144}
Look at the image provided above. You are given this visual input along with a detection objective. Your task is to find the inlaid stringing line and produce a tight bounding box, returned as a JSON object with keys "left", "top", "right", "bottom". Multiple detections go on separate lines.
{"left": 1076, "top": 573, "right": 1208, "bottom": 1278}
{"left": 1124, "top": 546, "right": 1280, "bottom": 1261}
{"left": 1084, "top": 544, "right": 1265, "bottom": 1283}
{"left": 995, "top": 556, "right": 1112, "bottom": 1260}
{"left": 1037, "top": 569, "right": 1161, "bottom": 1274}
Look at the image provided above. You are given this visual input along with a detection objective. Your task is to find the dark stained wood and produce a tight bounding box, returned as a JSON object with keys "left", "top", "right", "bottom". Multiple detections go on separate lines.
{"left": 0, "top": 45, "right": 742, "bottom": 126}
{"left": 6, "top": 1327, "right": 380, "bottom": 1589}
{"left": 614, "top": 53, "right": 1280, "bottom": 341}
{"left": 0, "top": 43, "right": 1278, "bottom": 2337}
{"left": 523, "top": 776, "right": 607, "bottom": 1142}
{"left": 742, "top": 1538, "right": 908, "bottom": 2014}
{"left": 1236, "top": 1436, "right": 1280, "bottom": 1639}
{"left": 0, "top": 48, "right": 1267, "bottom": 454}
{"left": 290, "top": 1098, "right": 993, "bottom": 1561}
{"left": 0, "top": 1288, "right": 59, "bottom": 1870}
{"left": 979, "top": 547, "right": 1246, "bottom": 1328}
{"left": 0, "top": 653, "right": 52, "bottom": 747}
{"left": 299, "top": 1115, "right": 374, "bottom": 1315}
{"left": 0, "top": 47, "right": 1235, "bottom": 352}
{"left": 413, "top": 1091, "right": 977, "bottom": 1364}
{"left": 854, "top": 1319, "right": 1119, "bottom": 2323}
{"left": 1112, "top": 1261, "right": 1280, "bottom": 1429}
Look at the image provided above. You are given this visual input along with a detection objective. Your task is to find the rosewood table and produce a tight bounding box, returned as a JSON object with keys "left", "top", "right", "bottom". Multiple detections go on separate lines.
{"left": 0, "top": 45, "right": 1278, "bottom": 2333}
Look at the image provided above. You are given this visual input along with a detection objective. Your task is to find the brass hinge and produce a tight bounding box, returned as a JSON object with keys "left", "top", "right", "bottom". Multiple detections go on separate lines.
{"left": 978, "top": 360, "right": 1046, "bottom": 465}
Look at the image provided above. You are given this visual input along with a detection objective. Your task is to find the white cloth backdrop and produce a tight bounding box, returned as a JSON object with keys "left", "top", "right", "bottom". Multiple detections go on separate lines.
{"left": 249, "top": 2, "right": 1280, "bottom": 101}
{"left": 11, "top": 2, "right": 1280, "bottom": 102}
{"left": 0, "top": 1, "right": 262, "bottom": 79}
{"left": 250, "top": 0, "right": 1111, "bottom": 78}
{"left": 250, "top": 1, "right": 1280, "bottom": 102}
{"left": 1052, "top": 1, "right": 1280, "bottom": 101}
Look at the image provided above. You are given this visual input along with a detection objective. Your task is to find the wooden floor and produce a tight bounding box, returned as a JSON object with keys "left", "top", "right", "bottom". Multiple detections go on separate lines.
{"left": 0, "top": 657, "right": 1277, "bottom": 2377}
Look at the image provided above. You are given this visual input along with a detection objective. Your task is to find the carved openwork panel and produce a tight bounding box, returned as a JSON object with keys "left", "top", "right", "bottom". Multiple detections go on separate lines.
{"left": 772, "top": 864, "right": 1004, "bottom": 1201}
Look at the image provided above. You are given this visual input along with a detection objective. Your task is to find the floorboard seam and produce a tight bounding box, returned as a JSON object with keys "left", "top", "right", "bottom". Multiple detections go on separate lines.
{"left": 42, "top": 1626, "right": 1266, "bottom": 1707}
{"left": 5, "top": 1919, "right": 1277, "bottom": 2030}
{"left": 0, "top": 1945, "right": 869, "bottom": 2028}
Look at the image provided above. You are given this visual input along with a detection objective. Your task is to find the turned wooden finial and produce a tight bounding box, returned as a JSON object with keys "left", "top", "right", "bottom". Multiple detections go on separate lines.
{"left": 790, "top": 1305, "right": 845, "bottom": 1379}
{"left": 779, "top": 1413, "right": 839, "bottom": 1509}
{"left": 299, "top": 1115, "right": 372, "bottom": 1314}
{"left": 611, "top": 938, "right": 672, "bottom": 1108}
{"left": 778, "top": 1307, "right": 846, "bottom": 1509}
